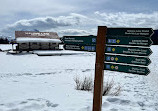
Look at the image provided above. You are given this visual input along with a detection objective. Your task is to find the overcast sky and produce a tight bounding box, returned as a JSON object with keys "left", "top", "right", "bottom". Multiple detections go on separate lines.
{"left": 0, "top": 0, "right": 158, "bottom": 37}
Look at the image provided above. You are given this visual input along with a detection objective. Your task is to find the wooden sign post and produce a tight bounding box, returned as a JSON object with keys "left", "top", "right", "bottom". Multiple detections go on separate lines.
{"left": 92, "top": 26, "right": 153, "bottom": 111}
{"left": 92, "top": 26, "right": 107, "bottom": 111}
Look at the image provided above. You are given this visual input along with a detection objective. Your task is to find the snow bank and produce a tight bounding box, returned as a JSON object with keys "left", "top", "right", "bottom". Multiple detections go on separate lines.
{"left": 0, "top": 44, "right": 16, "bottom": 51}
{"left": 16, "top": 38, "right": 62, "bottom": 43}
{"left": 33, "top": 50, "right": 90, "bottom": 56}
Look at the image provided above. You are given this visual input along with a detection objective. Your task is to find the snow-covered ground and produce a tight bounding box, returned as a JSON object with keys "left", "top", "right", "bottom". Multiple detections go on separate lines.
{"left": 0, "top": 44, "right": 158, "bottom": 111}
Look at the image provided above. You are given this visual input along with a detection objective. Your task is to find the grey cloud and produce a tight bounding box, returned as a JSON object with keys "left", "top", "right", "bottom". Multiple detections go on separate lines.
{"left": 94, "top": 11, "right": 158, "bottom": 29}
{"left": 1, "top": 13, "right": 86, "bottom": 37}
{"left": 7, "top": 17, "right": 70, "bottom": 29}
{"left": 58, "top": 29, "right": 91, "bottom": 36}
{"left": 0, "top": 0, "right": 75, "bottom": 16}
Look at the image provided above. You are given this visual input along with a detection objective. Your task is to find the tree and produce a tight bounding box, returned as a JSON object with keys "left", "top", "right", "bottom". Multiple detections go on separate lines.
{"left": 0, "top": 38, "right": 9, "bottom": 44}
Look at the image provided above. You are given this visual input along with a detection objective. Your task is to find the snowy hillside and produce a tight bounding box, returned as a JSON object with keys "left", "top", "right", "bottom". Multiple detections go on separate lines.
{"left": 0, "top": 44, "right": 158, "bottom": 111}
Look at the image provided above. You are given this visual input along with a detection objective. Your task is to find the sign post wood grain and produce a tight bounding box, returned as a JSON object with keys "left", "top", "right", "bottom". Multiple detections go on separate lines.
{"left": 92, "top": 26, "right": 107, "bottom": 111}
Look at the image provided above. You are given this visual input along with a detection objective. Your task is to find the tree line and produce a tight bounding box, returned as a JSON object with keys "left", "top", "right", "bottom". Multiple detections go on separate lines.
{"left": 0, "top": 38, "right": 9, "bottom": 44}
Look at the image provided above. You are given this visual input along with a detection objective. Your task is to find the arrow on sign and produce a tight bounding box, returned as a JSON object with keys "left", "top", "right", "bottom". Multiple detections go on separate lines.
{"left": 104, "top": 63, "right": 150, "bottom": 75}
{"left": 106, "top": 36, "right": 153, "bottom": 47}
{"left": 105, "top": 54, "right": 151, "bottom": 66}
{"left": 105, "top": 46, "right": 152, "bottom": 56}
{"left": 107, "top": 28, "right": 154, "bottom": 37}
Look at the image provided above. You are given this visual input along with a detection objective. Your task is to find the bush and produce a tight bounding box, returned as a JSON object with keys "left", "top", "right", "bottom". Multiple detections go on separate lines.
{"left": 74, "top": 76, "right": 121, "bottom": 96}
{"left": 74, "top": 76, "right": 93, "bottom": 91}
{"left": 102, "top": 80, "right": 121, "bottom": 96}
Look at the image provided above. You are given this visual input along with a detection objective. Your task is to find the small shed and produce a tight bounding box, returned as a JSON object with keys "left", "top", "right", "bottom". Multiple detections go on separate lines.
{"left": 15, "top": 31, "right": 62, "bottom": 52}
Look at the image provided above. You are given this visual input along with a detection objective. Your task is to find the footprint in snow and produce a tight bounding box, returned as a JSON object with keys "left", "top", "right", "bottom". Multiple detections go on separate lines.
{"left": 106, "top": 97, "right": 131, "bottom": 105}
{"left": 102, "top": 101, "right": 110, "bottom": 108}
{"left": 110, "top": 108, "right": 118, "bottom": 111}
{"left": 0, "top": 98, "right": 59, "bottom": 111}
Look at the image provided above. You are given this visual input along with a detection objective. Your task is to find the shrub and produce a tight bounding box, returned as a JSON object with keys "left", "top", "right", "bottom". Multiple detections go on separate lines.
{"left": 102, "top": 79, "right": 121, "bottom": 96}
{"left": 74, "top": 76, "right": 121, "bottom": 96}
{"left": 74, "top": 76, "right": 93, "bottom": 91}
{"left": 102, "top": 80, "right": 114, "bottom": 96}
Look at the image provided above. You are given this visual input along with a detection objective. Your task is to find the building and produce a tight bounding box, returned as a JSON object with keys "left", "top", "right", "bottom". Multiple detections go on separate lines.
{"left": 15, "top": 31, "right": 62, "bottom": 52}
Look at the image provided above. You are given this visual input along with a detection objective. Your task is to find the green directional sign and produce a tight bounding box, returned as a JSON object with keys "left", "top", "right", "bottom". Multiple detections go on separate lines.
{"left": 106, "top": 36, "right": 153, "bottom": 46}
{"left": 62, "top": 35, "right": 97, "bottom": 45}
{"left": 105, "top": 46, "right": 152, "bottom": 56}
{"left": 104, "top": 63, "right": 150, "bottom": 75}
{"left": 107, "top": 28, "right": 154, "bottom": 37}
{"left": 63, "top": 35, "right": 153, "bottom": 47}
{"left": 64, "top": 44, "right": 96, "bottom": 51}
{"left": 105, "top": 54, "right": 151, "bottom": 66}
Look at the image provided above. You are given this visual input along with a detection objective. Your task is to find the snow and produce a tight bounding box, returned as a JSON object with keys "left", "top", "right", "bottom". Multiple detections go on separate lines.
{"left": 0, "top": 44, "right": 158, "bottom": 111}
{"left": 0, "top": 44, "right": 16, "bottom": 51}
{"left": 33, "top": 50, "right": 91, "bottom": 56}
{"left": 16, "top": 38, "right": 62, "bottom": 43}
